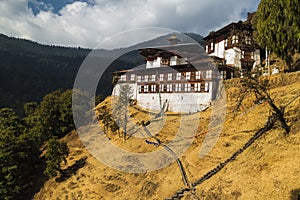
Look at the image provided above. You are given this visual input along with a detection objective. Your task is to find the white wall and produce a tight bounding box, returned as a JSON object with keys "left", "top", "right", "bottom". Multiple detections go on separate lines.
{"left": 112, "top": 81, "right": 214, "bottom": 113}
{"left": 146, "top": 57, "right": 162, "bottom": 69}
{"left": 146, "top": 60, "right": 153, "bottom": 68}
{"left": 224, "top": 47, "right": 241, "bottom": 69}
{"left": 170, "top": 56, "right": 187, "bottom": 66}
{"left": 178, "top": 57, "right": 188, "bottom": 65}
{"left": 153, "top": 57, "right": 161, "bottom": 68}
{"left": 112, "top": 83, "right": 138, "bottom": 99}
{"left": 112, "top": 84, "right": 120, "bottom": 96}
{"left": 207, "top": 40, "right": 261, "bottom": 71}
{"left": 209, "top": 40, "right": 225, "bottom": 58}
{"left": 253, "top": 49, "right": 261, "bottom": 68}
{"left": 224, "top": 48, "right": 235, "bottom": 65}
{"left": 170, "top": 56, "right": 177, "bottom": 66}
{"left": 137, "top": 92, "right": 212, "bottom": 113}
{"left": 136, "top": 81, "right": 214, "bottom": 113}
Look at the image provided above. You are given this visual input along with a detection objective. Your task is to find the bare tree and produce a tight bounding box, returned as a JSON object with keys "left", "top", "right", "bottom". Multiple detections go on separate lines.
{"left": 236, "top": 73, "right": 290, "bottom": 134}
{"left": 113, "top": 84, "right": 133, "bottom": 140}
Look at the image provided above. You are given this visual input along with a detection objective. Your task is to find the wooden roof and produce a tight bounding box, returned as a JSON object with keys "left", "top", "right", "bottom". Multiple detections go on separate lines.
{"left": 203, "top": 20, "right": 253, "bottom": 41}
{"left": 112, "top": 63, "right": 215, "bottom": 76}
{"left": 138, "top": 43, "right": 201, "bottom": 58}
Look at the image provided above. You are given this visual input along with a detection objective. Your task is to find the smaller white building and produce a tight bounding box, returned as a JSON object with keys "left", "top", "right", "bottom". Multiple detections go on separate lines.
{"left": 203, "top": 13, "right": 262, "bottom": 77}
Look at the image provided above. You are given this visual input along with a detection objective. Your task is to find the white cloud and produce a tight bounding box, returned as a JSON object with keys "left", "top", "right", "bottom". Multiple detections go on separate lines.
{"left": 0, "top": 0, "right": 260, "bottom": 48}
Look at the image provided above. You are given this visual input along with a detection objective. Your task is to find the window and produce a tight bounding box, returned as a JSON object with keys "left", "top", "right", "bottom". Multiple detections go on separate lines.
{"left": 167, "top": 84, "right": 172, "bottom": 92}
{"left": 206, "top": 45, "right": 209, "bottom": 53}
{"left": 217, "top": 71, "right": 221, "bottom": 80}
{"left": 225, "top": 39, "right": 228, "bottom": 47}
{"left": 242, "top": 51, "right": 253, "bottom": 60}
{"left": 159, "top": 74, "right": 164, "bottom": 81}
{"left": 223, "top": 71, "right": 227, "bottom": 79}
{"left": 161, "top": 57, "right": 169, "bottom": 65}
{"left": 175, "top": 83, "right": 181, "bottom": 92}
{"left": 159, "top": 84, "right": 164, "bottom": 92}
{"left": 245, "top": 36, "right": 251, "bottom": 45}
{"left": 151, "top": 74, "right": 156, "bottom": 82}
{"left": 176, "top": 73, "right": 181, "bottom": 80}
{"left": 184, "top": 83, "right": 191, "bottom": 92}
{"left": 206, "top": 70, "right": 212, "bottom": 79}
{"left": 186, "top": 72, "right": 191, "bottom": 80}
{"left": 241, "top": 51, "right": 245, "bottom": 59}
{"left": 191, "top": 72, "right": 195, "bottom": 80}
{"left": 130, "top": 74, "right": 135, "bottom": 81}
{"left": 220, "top": 71, "right": 226, "bottom": 79}
{"left": 151, "top": 85, "right": 156, "bottom": 92}
{"left": 232, "top": 35, "right": 238, "bottom": 44}
{"left": 195, "top": 71, "right": 201, "bottom": 79}
{"left": 201, "top": 82, "right": 205, "bottom": 91}
{"left": 120, "top": 74, "right": 126, "bottom": 81}
{"left": 191, "top": 84, "right": 195, "bottom": 91}
{"left": 144, "top": 75, "right": 148, "bottom": 82}
{"left": 138, "top": 85, "right": 142, "bottom": 93}
{"left": 195, "top": 83, "right": 201, "bottom": 91}
{"left": 144, "top": 85, "right": 149, "bottom": 92}
{"left": 137, "top": 76, "right": 141, "bottom": 82}
{"left": 168, "top": 73, "right": 173, "bottom": 81}
{"left": 208, "top": 42, "right": 214, "bottom": 52}
{"left": 204, "top": 83, "right": 209, "bottom": 92}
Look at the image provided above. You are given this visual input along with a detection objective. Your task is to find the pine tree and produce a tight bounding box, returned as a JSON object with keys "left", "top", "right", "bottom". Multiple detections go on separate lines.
{"left": 113, "top": 85, "right": 133, "bottom": 140}
{"left": 252, "top": 0, "right": 300, "bottom": 68}
{"left": 0, "top": 108, "right": 40, "bottom": 199}
{"left": 44, "top": 138, "right": 69, "bottom": 178}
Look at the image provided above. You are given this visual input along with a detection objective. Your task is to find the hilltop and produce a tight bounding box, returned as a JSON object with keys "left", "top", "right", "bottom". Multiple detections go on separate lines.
{"left": 33, "top": 71, "right": 300, "bottom": 200}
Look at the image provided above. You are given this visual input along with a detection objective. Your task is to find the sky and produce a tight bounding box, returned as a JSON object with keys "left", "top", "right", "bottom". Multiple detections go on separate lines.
{"left": 0, "top": 0, "right": 260, "bottom": 49}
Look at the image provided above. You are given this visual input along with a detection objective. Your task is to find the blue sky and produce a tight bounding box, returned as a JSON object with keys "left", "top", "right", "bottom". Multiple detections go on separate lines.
{"left": 28, "top": 0, "right": 95, "bottom": 15}
{"left": 0, "top": 0, "right": 260, "bottom": 48}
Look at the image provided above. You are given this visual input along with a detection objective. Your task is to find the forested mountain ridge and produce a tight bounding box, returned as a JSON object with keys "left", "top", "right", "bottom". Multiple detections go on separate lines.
{"left": 0, "top": 34, "right": 91, "bottom": 114}
{"left": 0, "top": 34, "right": 90, "bottom": 57}
{"left": 0, "top": 33, "right": 203, "bottom": 115}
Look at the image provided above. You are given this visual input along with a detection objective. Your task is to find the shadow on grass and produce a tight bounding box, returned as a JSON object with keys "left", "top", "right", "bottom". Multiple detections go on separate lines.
{"left": 290, "top": 188, "right": 300, "bottom": 200}
{"left": 234, "top": 129, "right": 260, "bottom": 134}
{"left": 21, "top": 159, "right": 48, "bottom": 200}
{"left": 56, "top": 156, "right": 87, "bottom": 182}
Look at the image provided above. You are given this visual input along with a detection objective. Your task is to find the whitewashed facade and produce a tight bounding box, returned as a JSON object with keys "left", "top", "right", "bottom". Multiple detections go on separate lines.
{"left": 203, "top": 13, "right": 262, "bottom": 77}
{"left": 112, "top": 42, "right": 218, "bottom": 113}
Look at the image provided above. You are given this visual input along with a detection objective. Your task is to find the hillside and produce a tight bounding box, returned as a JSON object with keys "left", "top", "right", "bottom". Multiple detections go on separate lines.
{"left": 33, "top": 71, "right": 300, "bottom": 200}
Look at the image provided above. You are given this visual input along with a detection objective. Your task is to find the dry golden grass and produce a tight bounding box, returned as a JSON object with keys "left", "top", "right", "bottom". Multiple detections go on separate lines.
{"left": 34, "top": 72, "right": 300, "bottom": 200}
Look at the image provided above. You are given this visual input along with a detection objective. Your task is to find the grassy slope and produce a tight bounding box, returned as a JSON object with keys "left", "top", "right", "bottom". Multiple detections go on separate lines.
{"left": 34, "top": 72, "right": 300, "bottom": 200}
